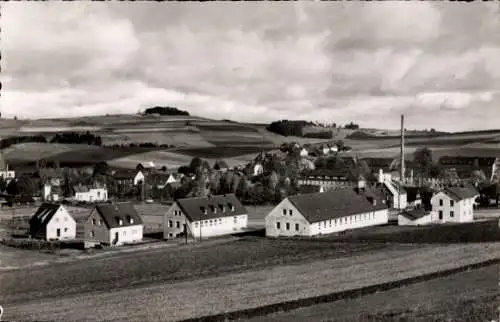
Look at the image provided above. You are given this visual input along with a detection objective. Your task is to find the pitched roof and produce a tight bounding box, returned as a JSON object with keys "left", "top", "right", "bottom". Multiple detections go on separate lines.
{"left": 287, "top": 189, "right": 388, "bottom": 224}
{"left": 29, "top": 203, "right": 62, "bottom": 228}
{"left": 73, "top": 185, "right": 89, "bottom": 193}
{"left": 112, "top": 169, "right": 137, "bottom": 179}
{"left": 400, "top": 207, "right": 430, "bottom": 220}
{"left": 384, "top": 181, "right": 407, "bottom": 194}
{"left": 443, "top": 186, "right": 479, "bottom": 201}
{"left": 298, "top": 185, "right": 323, "bottom": 194}
{"left": 175, "top": 194, "right": 247, "bottom": 222}
{"left": 93, "top": 202, "right": 143, "bottom": 229}
{"left": 301, "top": 168, "right": 357, "bottom": 181}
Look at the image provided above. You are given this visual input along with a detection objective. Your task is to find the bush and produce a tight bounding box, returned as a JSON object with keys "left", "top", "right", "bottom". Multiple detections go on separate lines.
{"left": 50, "top": 132, "right": 102, "bottom": 146}
{"left": 144, "top": 106, "right": 190, "bottom": 116}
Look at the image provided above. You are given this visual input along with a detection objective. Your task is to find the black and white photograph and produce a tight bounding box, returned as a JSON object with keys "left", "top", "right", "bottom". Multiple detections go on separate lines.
{"left": 1, "top": 2, "right": 500, "bottom": 321}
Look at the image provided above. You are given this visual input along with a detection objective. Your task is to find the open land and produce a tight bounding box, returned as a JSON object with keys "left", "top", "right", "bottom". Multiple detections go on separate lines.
{"left": 246, "top": 264, "right": 499, "bottom": 322}
{"left": 1, "top": 240, "right": 500, "bottom": 321}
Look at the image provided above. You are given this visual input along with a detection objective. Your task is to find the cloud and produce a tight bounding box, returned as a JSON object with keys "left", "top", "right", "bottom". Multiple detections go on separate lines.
{"left": 2, "top": 2, "right": 500, "bottom": 131}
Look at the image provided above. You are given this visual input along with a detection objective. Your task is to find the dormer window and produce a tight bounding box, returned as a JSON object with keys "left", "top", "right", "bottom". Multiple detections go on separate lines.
{"left": 219, "top": 204, "right": 225, "bottom": 212}
{"left": 200, "top": 206, "right": 207, "bottom": 215}
{"left": 209, "top": 205, "right": 216, "bottom": 213}
{"left": 127, "top": 215, "right": 134, "bottom": 224}
{"left": 115, "top": 217, "right": 123, "bottom": 226}
{"left": 227, "top": 203, "right": 235, "bottom": 212}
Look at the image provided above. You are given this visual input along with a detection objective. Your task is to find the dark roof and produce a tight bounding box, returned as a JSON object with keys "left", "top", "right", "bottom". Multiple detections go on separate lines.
{"left": 175, "top": 194, "right": 247, "bottom": 222}
{"left": 93, "top": 202, "right": 144, "bottom": 229}
{"left": 73, "top": 185, "right": 89, "bottom": 193}
{"left": 384, "top": 181, "right": 407, "bottom": 194}
{"left": 400, "top": 207, "right": 430, "bottom": 220}
{"left": 29, "top": 203, "right": 62, "bottom": 228}
{"left": 287, "top": 190, "right": 388, "bottom": 224}
{"left": 443, "top": 186, "right": 479, "bottom": 201}
{"left": 113, "top": 169, "right": 137, "bottom": 179}
{"left": 301, "top": 168, "right": 357, "bottom": 181}
{"left": 298, "top": 185, "right": 323, "bottom": 194}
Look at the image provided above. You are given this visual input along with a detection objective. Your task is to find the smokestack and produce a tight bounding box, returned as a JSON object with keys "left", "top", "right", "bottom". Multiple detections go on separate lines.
{"left": 400, "top": 115, "right": 405, "bottom": 184}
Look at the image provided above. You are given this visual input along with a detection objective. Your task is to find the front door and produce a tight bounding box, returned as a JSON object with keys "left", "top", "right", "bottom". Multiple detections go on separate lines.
{"left": 112, "top": 232, "right": 119, "bottom": 245}
{"left": 56, "top": 229, "right": 61, "bottom": 237}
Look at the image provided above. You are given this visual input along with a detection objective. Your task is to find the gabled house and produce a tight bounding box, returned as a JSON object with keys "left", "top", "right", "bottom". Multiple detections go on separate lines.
{"left": 164, "top": 194, "right": 248, "bottom": 239}
{"left": 146, "top": 172, "right": 179, "bottom": 190}
{"left": 29, "top": 203, "right": 76, "bottom": 241}
{"left": 84, "top": 202, "right": 144, "bottom": 246}
{"left": 73, "top": 185, "right": 108, "bottom": 202}
{"left": 398, "top": 206, "right": 433, "bottom": 226}
{"left": 112, "top": 169, "right": 145, "bottom": 186}
{"left": 430, "top": 186, "right": 479, "bottom": 223}
{"left": 265, "top": 189, "right": 389, "bottom": 237}
{"left": 382, "top": 180, "right": 407, "bottom": 209}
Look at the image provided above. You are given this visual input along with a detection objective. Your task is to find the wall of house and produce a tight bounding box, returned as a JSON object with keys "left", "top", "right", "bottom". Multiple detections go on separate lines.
{"left": 134, "top": 171, "right": 145, "bottom": 185}
{"left": 397, "top": 214, "right": 433, "bottom": 226}
{"left": 308, "top": 209, "right": 389, "bottom": 236}
{"left": 109, "top": 225, "right": 143, "bottom": 246}
{"left": 265, "top": 199, "right": 310, "bottom": 237}
{"left": 84, "top": 210, "right": 110, "bottom": 244}
{"left": 164, "top": 203, "right": 189, "bottom": 239}
{"left": 45, "top": 207, "right": 76, "bottom": 241}
{"left": 431, "top": 193, "right": 475, "bottom": 223}
{"left": 76, "top": 189, "right": 108, "bottom": 202}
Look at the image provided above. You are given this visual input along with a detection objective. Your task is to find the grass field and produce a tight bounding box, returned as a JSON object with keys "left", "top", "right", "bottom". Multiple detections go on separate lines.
{"left": 2, "top": 241, "right": 500, "bottom": 322}
{"left": 249, "top": 264, "right": 499, "bottom": 322}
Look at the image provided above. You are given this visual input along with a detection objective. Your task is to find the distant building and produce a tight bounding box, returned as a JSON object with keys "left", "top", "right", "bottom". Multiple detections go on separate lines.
{"left": 73, "top": 185, "right": 108, "bottom": 202}
{"left": 398, "top": 206, "right": 433, "bottom": 226}
{"left": 298, "top": 169, "right": 359, "bottom": 190}
{"left": 29, "top": 203, "right": 76, "bottom": 241}
{"left": 42, "top": 181, "right": 61, "bottom": 202}
{"left": 0, "top": 152, "right": 15, "bottom": 183}
{"left": 299, "top": 148, "right": 309, "bottom": 157}
{"left": 430, "top": 186, "right": 479, "bottom": 223}
{"left": 253, "top": 163, "right": 264, "bottom": 176}
{"left": 163, "top": 194, "right": 248, "bottom": 239}
{"left": 84, "top": 202, "right": 144, "bottom": 246}
{"left": 265, "top": 189, "right": 389, "bottom": 237}
{"left": 378, "top": 169, "right": 407, "bottom": 209}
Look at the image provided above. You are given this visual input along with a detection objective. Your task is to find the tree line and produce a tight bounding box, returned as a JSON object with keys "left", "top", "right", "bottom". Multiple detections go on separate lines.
{"left": 143, "top": 106, "right": 190, "bottom": 116}
{"left": 50, "top": 132, "right": 102, "bottom": 146}
{"left": 0, "top": 135, "right": 47, "bottom": 149}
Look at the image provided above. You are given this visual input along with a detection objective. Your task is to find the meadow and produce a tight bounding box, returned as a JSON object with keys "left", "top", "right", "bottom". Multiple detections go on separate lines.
{"left": 2, "top": 241, "right": 500, "bottom": 322}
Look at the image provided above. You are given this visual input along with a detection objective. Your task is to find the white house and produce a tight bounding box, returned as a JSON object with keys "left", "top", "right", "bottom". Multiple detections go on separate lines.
{"left": 377, "top": 170, "right": 407, "bottom": 209}
{"left": 29, "top": 203, "right": 76, "bottom": 241}
{"left": 164, "top": 194, "right": 248, "bottom": 239}
{"left": 73, "top": 185, "right": 108, "bottom": 202}
{"left": 253, "top": 163, "right": 264, "bottom": 176}
{"left": 134, "top": 170, "right": 145, "bottom": 185}
{"left": 42, "top": 182, "right": 61, "bottom": 202}
{"left": 398, "top": 206, "right": 433, "bottom": 226}
{"left": 0, "top": 153, "right": 15, "bottom": 183}
{"left": 84, "top": 202, "right": 144, "bottom": 246}
{"left": 265, "top": 189, "right": 389, "bottom": 237}
{"left": 300, "top": 148, "right": 309, "bottom": 157}
{"left": 430, "top": 186, "right": 479, "bottom": 223}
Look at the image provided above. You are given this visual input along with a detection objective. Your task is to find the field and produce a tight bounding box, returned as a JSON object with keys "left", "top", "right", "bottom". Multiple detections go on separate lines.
{"left": 249, "top": 264, "right": 499, "bottom": 322}
{"left": 2, "top": 241, "right": 500, "bottom": 321}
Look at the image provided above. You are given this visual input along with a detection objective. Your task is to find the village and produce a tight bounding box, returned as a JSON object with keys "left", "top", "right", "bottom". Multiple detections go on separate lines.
{"left": 1, "top": 116, "right": 499, "bottom": 254}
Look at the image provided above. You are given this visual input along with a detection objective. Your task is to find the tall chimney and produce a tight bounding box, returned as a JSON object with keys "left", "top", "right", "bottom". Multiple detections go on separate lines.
{"left": 400, "top": 115, "right": 405, "bottom": 184}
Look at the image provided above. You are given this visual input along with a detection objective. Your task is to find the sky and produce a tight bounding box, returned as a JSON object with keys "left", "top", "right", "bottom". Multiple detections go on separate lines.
{"left": 2, "top": 2, "right": 500, "bottom": 131}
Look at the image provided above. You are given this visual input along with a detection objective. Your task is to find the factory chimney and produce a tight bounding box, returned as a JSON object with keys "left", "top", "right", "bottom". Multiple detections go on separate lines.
{"left": 400, "top": 115, "right": 405, "bottom": 184}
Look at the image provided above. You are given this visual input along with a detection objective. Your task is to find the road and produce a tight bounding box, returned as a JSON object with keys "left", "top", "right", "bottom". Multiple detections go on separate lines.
{"left": 1, "top": 241, "right": 500, "bottom": 322}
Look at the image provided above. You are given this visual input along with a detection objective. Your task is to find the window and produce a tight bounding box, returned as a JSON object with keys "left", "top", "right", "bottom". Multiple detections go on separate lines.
{"left": 295, "top": 223, "right": 299, "bottom": 231}
{"left": 64, "top": 228, "right": 68, "bottom": 232}
{"left": 329, "top": 220, "right": 332, "bottom": 227}
{"left": 209, "top": 219, "right": 213, "bottom": 226}
{"left": 234, "top": 216, "right": 238, "bottom": 223}
{"left": 64, "top": 217, "right": 68, "bottom": 222}
{"left": 450, "top": 211, "right": 454, "bottom": 218}
{"left": 276, "top": 222, "right": 281, "bottom": 229}
{"left": 89, "top": 230, "right": 94, "bottom": 238}
{"left": 168, "top": 220, "right": 173, "bottom": 228}
{"left": 286, "top": 223, "right": 290, "bottom": 230}
{"left": 176, "top": 221, "right": 180, "bottom": 228}
{"left": 439, "top": 210, "right": 443, "bottom": 220}
{"left": 439, "top": 199, "right": 443, "bottom": 206}
{"left": 194, "top": 222, "right": 199, "bottom": 228}
{"left": 283, "top": 209, "right": 287, "bottom": 215}
{"left": 219, "top": 218, "right": 222, "bottom": 223}
{"left": 55, "top": 218, "right": 59, "bottom": 222}
{"left": 92, "top": 218, "right": 96, "bottom": 225}
{"left": 450, "top": 200, "right": 454, "bottom": 207}
{"left": 324, "top": 221, "right": 326, "bottom": 227}
{"left": 289, "top": 209, "right": 293, "bottom": 216}
{"left": 123, "top": 231, "right": 126, "bottom": 236}
{"left": 98, "top": 220, "right": 102, "bottom": 226}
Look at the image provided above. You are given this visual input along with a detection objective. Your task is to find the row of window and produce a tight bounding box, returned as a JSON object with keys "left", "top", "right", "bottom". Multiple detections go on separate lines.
{"left": 54, "top": 217, "right": 69, "bottom": 222}
{"left": 282, "top": 208, "right": 293, "bottom": 216}
{"left": 317, "top": 213, "right": 376, "bottom": 229}
{"left": 88, "top": 229, "right": 139, "bottom": 238}
{"left": 276, "top": 222, "right": 300, "bottom": 231}
{"left": 438, "top": 199, "right": 455, "bottom": 207}
{"left": 438, "top": 210, "right": 454, "bottom": 218}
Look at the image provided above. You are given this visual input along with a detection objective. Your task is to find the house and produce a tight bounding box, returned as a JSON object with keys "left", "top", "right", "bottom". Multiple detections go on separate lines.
{"left": 430, "top": 186, "right": 479, "bottom": 223}
{"left": 163, "top": 194, "right": 248, "bottom": 239}
{"left": 0, "top": 158, "right": 15, "bottom": 182}
{"left": 322, "top": 145, "right": 330, "bottom": 155}
{"left": 298, "top": 185, "right": 325, "bottom": 194}
{"left": 265, "top": 189, "right": 389, "bottom": 237}
{"left": 146, "top": 172, "right": 179, "bottom": 189}
{"left": 73, "top": 185, "right": 108, "bottom": 202}
{"left": 253, "top": 163, "right": 264, "bottom": 176}
{"left": 112, "top": 169, "right": 145, "bottom": 186}
{"left": 298, "top": 168, "right": 359, "bottom": 190}
{"left": 29, "top": 203, "right": 76, "bottom": 241}
{"left": 377, "top": 170, "right": 407, "bottom": 209}
{"left": 42, "top": 182, "right": 61, "bottom": 202}
{"left": 84, "top": 202, "right": 144, "bottom": 246}
{"left": 398, "top": 206, "right": 433, "bottom": 226}
{"left": 299, "top": 148, "right": 309, "bottom": 157}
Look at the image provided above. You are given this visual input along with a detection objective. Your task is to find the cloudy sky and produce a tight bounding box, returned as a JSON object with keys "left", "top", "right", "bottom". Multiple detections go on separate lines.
{"left": 2, "top": 2, "right": 500, "bottom": 131}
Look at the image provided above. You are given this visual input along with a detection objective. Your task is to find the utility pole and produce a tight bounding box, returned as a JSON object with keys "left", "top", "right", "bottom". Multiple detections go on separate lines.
{"left": 199, "top": 212, "right": 202, "bottom": 242}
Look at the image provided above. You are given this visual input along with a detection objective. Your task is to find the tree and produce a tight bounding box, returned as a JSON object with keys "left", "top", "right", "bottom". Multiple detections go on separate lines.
{"left": 93, "top": 162, "right": 109, "bottom": 177}
{"left": 161, "top": 166, "right": 168, "bottom": 172}
{"left": 235, "top": 176, "right": 249, "bottom": 200}
{"left": 6, "top": 179, "right": 19, "bottom": 196}
{"left": 326, "top": 155, "right": 344, "bottom": 170}
{"left": 0, "top": 177, "right": 6, "bottom": 192}
{"left": 267, "top": 171, "right": 279, "bottom": 192}
{"left": 413, "top": 147, "right": 434, "bottom": 177}
{"left": 189, "top": 157, "right": 203, "bottom": 173}
{"left": 314, "top": 157, "right": 327, "bottom": 169}
{"left": 335, "top": 140, "right": 345, "bottom": 151}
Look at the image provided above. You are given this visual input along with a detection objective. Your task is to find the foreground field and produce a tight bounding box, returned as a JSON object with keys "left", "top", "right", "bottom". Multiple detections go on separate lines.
{"left": 250, "top": 264, "right": 499, "bottom": 322}
{"left": 1, "top": 241, "right": 500, "bottom": 321}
